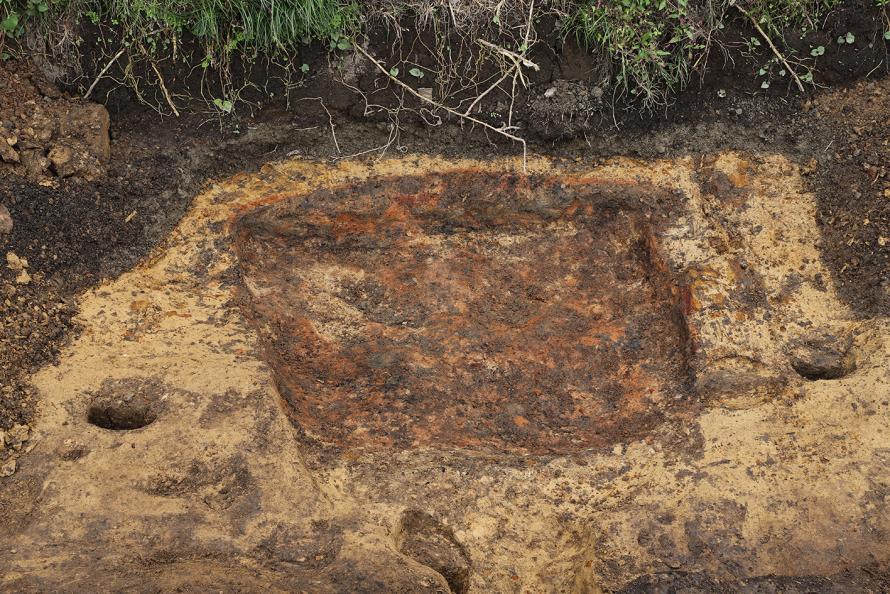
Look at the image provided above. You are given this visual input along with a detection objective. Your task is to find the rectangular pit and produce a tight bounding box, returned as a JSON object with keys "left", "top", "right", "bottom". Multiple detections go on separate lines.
{"left": 234, "top": 171, "right": 690, "bottom": 454}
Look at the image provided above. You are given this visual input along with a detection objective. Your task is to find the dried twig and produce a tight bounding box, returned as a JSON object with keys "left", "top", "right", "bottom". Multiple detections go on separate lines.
{"left": 735, "top": 4, "right": 806, "bottom": 93}
{"left": 476, "top": 39, "right": 539, "bottom": 71}
{"left": 148, "top": 60, "right": 180, "bottom": 116}
{"left": 84, "top": 47, "right": 126, "bottom": 99}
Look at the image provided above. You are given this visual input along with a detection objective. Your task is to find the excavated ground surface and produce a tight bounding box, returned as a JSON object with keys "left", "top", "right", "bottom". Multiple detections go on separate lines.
{"left": 1, "top": 151, "right": 888, "bottom": 592}
{"left": 234, "top": 172, "right": 690, "bottom": 454}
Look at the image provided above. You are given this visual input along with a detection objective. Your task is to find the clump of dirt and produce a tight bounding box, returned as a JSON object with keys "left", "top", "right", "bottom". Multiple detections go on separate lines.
{"left": 0, "top": 61, "right": 110, "bottom": 183}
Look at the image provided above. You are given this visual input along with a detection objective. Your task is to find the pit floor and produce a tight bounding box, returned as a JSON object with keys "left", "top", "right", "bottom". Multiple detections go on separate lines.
{"left": 235, "top": 172, "right": 690, "bottom": 454}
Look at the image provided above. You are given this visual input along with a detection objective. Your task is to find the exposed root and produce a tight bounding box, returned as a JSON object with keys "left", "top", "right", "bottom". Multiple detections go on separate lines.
{"left": 83, "top": 47, "right": 126, "bottom": 100}
{"left": 148, "top": 59, "right": 180, "bottom": 117}
{"left": 297, "top": 97, "right": 340, "bottom": 154}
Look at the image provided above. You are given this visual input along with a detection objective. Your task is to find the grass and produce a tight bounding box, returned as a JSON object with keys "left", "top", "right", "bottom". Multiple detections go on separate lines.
{"left": 745, "top": 0, "right": 842, "bottom": 37}
{"left": 1, "top": 0, "right": 360, "bottom": 112}
{"left": 566, "top": 0, "right": 718, "bottom": 109}
{"left": 565, "top": 0, "right": 850, "bottom": 109}
{"left": 2, "top": 0, "right": 359, "bottom": 56}
{"left": 1, "top": 0, "right": 885, "bottom": 114}
{"left": 97, "top": 0, "right": 359, "bottom": 51}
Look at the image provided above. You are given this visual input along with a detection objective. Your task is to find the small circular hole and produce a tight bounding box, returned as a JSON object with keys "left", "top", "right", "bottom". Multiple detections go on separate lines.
{"left": 87, "top": 391, "right": 162, "bottom": 430}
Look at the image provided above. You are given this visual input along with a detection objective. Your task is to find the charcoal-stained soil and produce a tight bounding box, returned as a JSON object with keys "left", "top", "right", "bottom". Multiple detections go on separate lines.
{"left": 235, "top": 172, "right": 690, "bottom": 453}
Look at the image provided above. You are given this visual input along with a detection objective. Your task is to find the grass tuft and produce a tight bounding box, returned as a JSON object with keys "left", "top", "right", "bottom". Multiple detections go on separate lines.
{"left": 565, "top": 0, "right": 860, "bottom": 109}
{"left": 2, "top": 0, "right": 359, "bottom": 55}
{"left": 566, "top": 0, "right": 720, "bottom": 109}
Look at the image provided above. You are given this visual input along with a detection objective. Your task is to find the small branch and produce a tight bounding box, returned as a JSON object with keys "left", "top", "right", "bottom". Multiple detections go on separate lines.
{"left": 735, "top": 4, "right": 806, "bottom": 93}
{"left": 463, "top": 68, "right": 513, "bottom": 117}
{"left": 476, "top": 39, "right": 539, "bottom": 71}
{"left": 353, "top": 42, "right": 527, "bottom": 172}
{"left": 149, "top": 60, "right": 180, "bottom": 116}
{"left": 84, "top": 47, "right": 126, "bottom": 99}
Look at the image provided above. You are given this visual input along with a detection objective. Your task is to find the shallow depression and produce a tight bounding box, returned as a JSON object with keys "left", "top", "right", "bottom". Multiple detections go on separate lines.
{"left": 87, "top": 397, "right": 158, "bottom": 430}
{"left": 85, "top": 378, "right": 168, "bottom": 431}
{"left": 234, "top": 170, "right": 693, "bottom": 454}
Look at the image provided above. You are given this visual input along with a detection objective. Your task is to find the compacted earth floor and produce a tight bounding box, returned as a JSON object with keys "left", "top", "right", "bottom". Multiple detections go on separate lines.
{"left": 0, "top": 58, "right": 888, "bottom": 592}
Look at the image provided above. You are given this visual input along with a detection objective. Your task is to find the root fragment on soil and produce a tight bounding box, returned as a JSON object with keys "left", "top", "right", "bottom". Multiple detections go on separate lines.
{"left": 148, "top": 60, "right": 180, "bottom": 117}
{"left": 84, "top": 47, "right": 127, "bottom": 100}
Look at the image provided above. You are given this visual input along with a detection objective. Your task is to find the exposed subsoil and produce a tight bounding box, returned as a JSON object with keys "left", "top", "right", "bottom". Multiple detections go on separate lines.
{"left": 0, "top": 8, "right": 888, "bottom": 590}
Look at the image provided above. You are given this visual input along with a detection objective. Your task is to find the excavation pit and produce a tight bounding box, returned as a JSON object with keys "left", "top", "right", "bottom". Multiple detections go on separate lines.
{"left": 234, "top": 171, "right": 691, "bottom": 454}
{"left": 85, "top": 378, "right": 170, "bottom": 431}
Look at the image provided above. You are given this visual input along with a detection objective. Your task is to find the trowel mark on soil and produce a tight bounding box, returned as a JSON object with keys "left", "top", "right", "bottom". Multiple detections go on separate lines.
{"left": 234, "top": 170, "right": 695, "bottom": 454}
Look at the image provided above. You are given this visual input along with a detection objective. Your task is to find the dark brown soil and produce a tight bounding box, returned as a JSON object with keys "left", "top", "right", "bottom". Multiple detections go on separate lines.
{"left": 809, "top": 79, "right": 889, "bottom": 316}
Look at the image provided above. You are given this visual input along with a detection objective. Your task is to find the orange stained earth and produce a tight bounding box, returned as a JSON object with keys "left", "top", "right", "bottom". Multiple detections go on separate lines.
{"left": 234, "top": 170, "right": 694, "bottom": 454}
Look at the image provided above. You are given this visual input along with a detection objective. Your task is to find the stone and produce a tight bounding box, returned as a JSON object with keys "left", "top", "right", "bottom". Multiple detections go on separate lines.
{"left": 59, "top": 103, "right": 111, "bottom": 162}
{"left": 0, "top": 136, "right": 19, "bottom": 164}
{"left": 0, "top": 204, "right": 11, "bottom": 235}
{"left": 6, "top": 424, "right": 30, "bottom": 449}
{"left": 0, "top": 458, "right": 16, "bottom": 478}
{"left": 48, "top": 143, "right": 103, "bottom": 180}
{"left": 6, "top": 251, "right": 25, "bottom": 271}
{"left": 48, "top": 144, "right": 75, "bottom": 176}
{"left": 20, "top": 148, "right": 50, "bottom": 178}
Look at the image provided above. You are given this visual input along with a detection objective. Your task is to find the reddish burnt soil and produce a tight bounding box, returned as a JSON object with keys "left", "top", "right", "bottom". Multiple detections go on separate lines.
{"left": 234, "top": 171, "right": 692, "bottom": 454}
